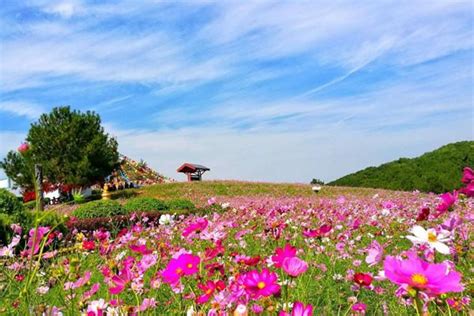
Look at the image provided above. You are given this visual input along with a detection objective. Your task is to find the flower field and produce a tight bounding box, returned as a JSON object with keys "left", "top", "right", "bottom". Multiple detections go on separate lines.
{"left": 0, "top": 171, "right": 473, "bottom": 315}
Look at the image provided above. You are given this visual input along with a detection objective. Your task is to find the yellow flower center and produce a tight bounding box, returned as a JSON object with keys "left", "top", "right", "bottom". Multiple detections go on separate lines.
{"left": 257, "top": 281, "right": 266, "bottom": 289}
{"left": 206, "top": 289, "right": 213, "bottom": 295}
{"left": 411, "top": 273, "right": 428, "bottom": 286}
{"left": 176, "top": 268, "right": 183, "bottom": 274}
{"left": 187, "top": 263, "right": 193, "bottom": 269}
{"left": 427, "top": 232, "right": 437, "bottom": 242}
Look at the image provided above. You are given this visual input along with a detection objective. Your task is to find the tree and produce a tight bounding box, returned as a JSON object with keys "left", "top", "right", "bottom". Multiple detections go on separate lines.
{"left": 0, "top": 151, "right": 34, "bottom": 190}
{"left": 310, "top": 178, "right": 325, "bottom": 185}
{"left": 1, "top": 106, "right": 119, "bottom": 188}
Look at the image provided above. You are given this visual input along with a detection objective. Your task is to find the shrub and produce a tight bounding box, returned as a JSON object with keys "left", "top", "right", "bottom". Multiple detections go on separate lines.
{"left": 24, "top": 200, "right": 37, "bottom": 210}
{"left": 0, "top": 189, "right": 25, "bottom": 219}
{"left": 72, "top": 200, "right": 127, "bottom": 219}
{"left": 0, "top": 213, "right": 14, "bottom": 245}
{"left": 166, "top": 199, "right": 195, "bottom": 211}
{"left": 124, "top": 197, "right": 168, "bottom": 213}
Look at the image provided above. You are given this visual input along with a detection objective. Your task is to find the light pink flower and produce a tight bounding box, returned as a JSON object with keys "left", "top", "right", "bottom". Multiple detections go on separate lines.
{"left": 282, "top": 257, "right": 308, "bottom": 277}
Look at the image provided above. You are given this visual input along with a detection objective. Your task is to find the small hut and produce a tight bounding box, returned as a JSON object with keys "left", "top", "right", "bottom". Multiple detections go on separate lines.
{"left": 177, "top": 163, "right": 210, "bottom": 182}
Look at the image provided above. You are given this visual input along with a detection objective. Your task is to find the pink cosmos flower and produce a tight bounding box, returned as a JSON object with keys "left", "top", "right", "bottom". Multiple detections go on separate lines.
{"left": 182, "top": 218, "right": 208, "bottom": 237}
{"left": 162, "top": 253, "right": 200, "bottom": 284}
{"left": 383, "top": 253, "right": 463, "bottom": 295}
{"left": 137, "top": 254, "right": 157, "bottom": 274}
{"left": 109, "top": 266, "right": 133, "bottom": 294}
{"left": 435, "top": 191, "right": 458, "bottom": 216}
{"left": 279, "top": 302, "right": 313, "bottom": 316}
{"left": 26, "top": 226, "right": 50, "bottom": 256}
{"left": 129, "top": 244, "right": 152, "bottom": 255}
{"left": 272, "top": 244, "right": 297, "bottom": 268}
{"left": 365, "top": 240, "right": 383, "bottom": 266}
{"left": 64, "top": 271, "right": 91, "bottom": 290}
{"left": 282, "top": 257, "right": 308, "bottom": 277}
{"left": 352, "top": 302, "right": 366, "bottom": 314}
{"left": 196, "top": 280, "right": 225, "bottom": 304}
{"left": 461, "top": 167, "right": 474, "bottom": 184}
{"left": 459, "top": 182, "right": 474, "bottom": 197}
{"left": 242, "top": 268, "right": 280, "bottom": 298}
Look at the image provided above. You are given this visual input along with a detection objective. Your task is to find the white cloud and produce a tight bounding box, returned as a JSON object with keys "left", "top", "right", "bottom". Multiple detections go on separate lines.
{"left": 0, "top": 101, "right": 45, "bottom": 120}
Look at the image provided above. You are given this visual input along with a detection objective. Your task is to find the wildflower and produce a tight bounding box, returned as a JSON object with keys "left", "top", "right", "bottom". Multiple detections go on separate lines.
{"left": 159, "top": 214, "right": 175, "bottom": 226}
{"left": 406, "top": 225, "right": 450, "bottom": 255}
{"left": 460, "top": 182, "right": 474, "bottom": 197}
{"left": 353, "top": 273, "right": 373, "bottom": 287}
{"left": 435, "top": 191, "right": 457, "bottom": 216}
{"left": 416, "top": 207, "right": 430, "bottom": 222}
{"left": 383, "top": 253, "right": 463, "bottom": 295}
{"left": 282, "top": 257, "right": 308, "bottom": 277}
{"left": 272, "top": 244, "right": 297, "bottom": 268}
{"left": 461, "top": 166, "right": 474, "bottom": 184}
{"left": 87, "top": 299, "right": 107, "bottom": 316}
{"left": 15, "top": 274, "right": 24, "bottom": 282}
{"left": 242, "top": 268, "right": 280, "bottom": 298}
{"left": 365, "top": 240, "right": 383, "bottom": 266}
{"left": 197, "top": 280, "right": 225, "bottom": 304}
{"left": 82, "top": 240, "right": 95, "bottom": 251}
{"left": 352, "top": 302, "right": 366, "bottom": 314}
{"left": 129, "top": 244, "right": 152, "bottom": 255}
{"left": 208, "top": 197, "right": 217, "bottom": 205}
{"left": 137, "top": 254, "right": 157, "bottom": 274}
{"left": 279, "top": 301, "right": 313, "bottom": 316}
{"left": 26, "top": 226, "right": 50, "bottom": 256}
{"left": 182, "top": 218, "right": 208, "bottom": 237}
{"left": 109, "top": 267, "right": 132, "bottom": 295}
{"left": 36, "top": 286, "right": 50, "bottom": 295}
{"left": 162, "top": 253, "right": 200, "bottom": 284}
{"left": 233, "top": 304, "right": 248, "bottom": 316}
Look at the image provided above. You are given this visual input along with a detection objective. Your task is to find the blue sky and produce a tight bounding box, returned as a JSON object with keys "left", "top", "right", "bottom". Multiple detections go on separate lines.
{"left": 0, "top": 0, "right": 473, "bottom": 182}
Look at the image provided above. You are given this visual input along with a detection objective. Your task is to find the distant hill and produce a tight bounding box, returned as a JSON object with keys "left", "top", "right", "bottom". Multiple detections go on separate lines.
{"left": 328, "top": 141, "right": 474, "bottom": 193}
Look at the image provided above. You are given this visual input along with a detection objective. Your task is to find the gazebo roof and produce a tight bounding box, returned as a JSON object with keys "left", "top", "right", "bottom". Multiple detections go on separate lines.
{"left": 177, "top": 163, "right": 210, "bottom": 173}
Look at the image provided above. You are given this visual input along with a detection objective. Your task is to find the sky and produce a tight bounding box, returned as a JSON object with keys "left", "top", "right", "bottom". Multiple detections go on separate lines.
{"left": 0, "top": 0, "right": 473, "bottom": 183}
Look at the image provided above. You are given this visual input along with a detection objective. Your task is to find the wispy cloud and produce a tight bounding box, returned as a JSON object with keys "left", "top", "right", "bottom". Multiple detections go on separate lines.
{"left": 0, "top": 101, "right": 45, "bottom": 120}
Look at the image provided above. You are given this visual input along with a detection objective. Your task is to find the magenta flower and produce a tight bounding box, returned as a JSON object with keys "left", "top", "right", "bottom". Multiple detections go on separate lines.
{"left": 242, "top": 268, "right": 280, "bottom": 298}
{"left": 461, "top": 167, "right": 474, "bottom": 184}
{"left": 365, "top": 240, "right": 383, "bottom": 266}
{"left": 272, "top": 244, "right": 297, "bottom": 268}
{"left": 460, "top": 182, "right": 474, "bottom": 197}
{"left": 129, "top": 244, "right": 152, "bottom": 255}
{"left": 26, "top": 226, "right": 50, "bottom": 256}
{"left": 352, "top": 302, "right": 366, "bottom": 314}
{"left": 162, "top": 253, "right": 200, "bottom": 284}
{"left": 435, "top": 191, "right": 457, "bottom": 216}
{"left": 109, "top": 266, "right": 133, "bottom": 295}
{"left": 282, "top": 257, "right": 308, "bottom": 277}
{"left": 383, "top": 253, "right": 463, "bottom": 295}
{"left": 279, "top": 302, "right": 313, "bottom": 316}
{"left": 182, "top": 218, "right": 208, "bottom": 237}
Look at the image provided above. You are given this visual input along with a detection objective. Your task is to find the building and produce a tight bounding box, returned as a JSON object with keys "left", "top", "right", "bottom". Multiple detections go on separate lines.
{"left": 177, "top": 163, "right": 210, "bottom": 182}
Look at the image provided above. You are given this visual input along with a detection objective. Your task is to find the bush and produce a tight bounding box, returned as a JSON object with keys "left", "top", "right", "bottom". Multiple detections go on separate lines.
{"left": 0, "top": 189, "right": 25, "bottom": 219}
{"left": 123, "top": 197, "right": 168, "bottom": 213}
{"left": 166, "top": 199, "right": 195, "bottom": 211}
{"left": 72, "top": 200, "right": 127, "bottom": 219}
{"left": 0, "top": 213, "right": 14, "bottom": 245}
{"left": 24, "top": 200, "right": 37, "bottom": 210}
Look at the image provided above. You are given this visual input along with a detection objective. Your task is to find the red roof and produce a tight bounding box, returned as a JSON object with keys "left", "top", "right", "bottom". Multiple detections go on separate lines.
{"left": 177, "top": 163, "right": 210, "bottom": 173}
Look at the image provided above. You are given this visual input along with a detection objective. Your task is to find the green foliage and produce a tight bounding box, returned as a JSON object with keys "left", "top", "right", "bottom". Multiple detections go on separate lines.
{"left": 329, "top": 141, "right": 474, "bottom": 193}
{"left": 0, "top": 213, "right": 14, "bottom": 245}
{"left": 22, "top": 106, "right": 119, "bottom": 187}
{"left": 310, "top": 178, "right": 325, "bottom": 185}
{"left": 123, "top": 197, "right": 168, "bottom": 213}
{"left": 72, "top": 188, "right": 86, "bottom": 204}
{"left": 24, "top": 201, "right": 37, "bottom": 210}
{"left": 72, "top": 200, "right": 127, "bottom": 219}
{"left": 166, "top": 199, "right": 195, "bottom": 211}
{"left": 0, "top": 189, "right": 25, "bottom": 220}
{"left": 0, "top": 151, "right": 34, "bottom": 190}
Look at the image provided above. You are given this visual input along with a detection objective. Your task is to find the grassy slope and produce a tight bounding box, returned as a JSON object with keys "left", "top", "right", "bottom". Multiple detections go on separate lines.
{"left": 329, "top": 141, "right": 474, "bottom": 193}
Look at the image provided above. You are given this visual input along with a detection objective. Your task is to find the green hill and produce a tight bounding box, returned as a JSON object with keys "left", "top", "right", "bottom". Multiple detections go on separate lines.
{"left": 328, "top": 141, "right": 474, "bottom": 193}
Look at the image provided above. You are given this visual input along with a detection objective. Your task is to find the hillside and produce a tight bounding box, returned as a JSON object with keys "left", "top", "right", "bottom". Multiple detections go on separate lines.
{"left": 329, "top": 141, "right": 474, "bottom": 193}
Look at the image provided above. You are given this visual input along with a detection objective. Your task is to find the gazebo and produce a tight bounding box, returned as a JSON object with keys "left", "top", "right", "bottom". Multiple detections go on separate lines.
{"left": 177, "top": 163, "right": 210, "bottom": 182}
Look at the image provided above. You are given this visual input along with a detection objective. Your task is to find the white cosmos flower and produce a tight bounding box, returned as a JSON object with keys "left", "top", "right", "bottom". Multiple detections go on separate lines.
{"left": 159, "top": 214, "right": 175, "bottom": 226}
{"left": 406, "top": 225, "right": 451, "bottom": 254}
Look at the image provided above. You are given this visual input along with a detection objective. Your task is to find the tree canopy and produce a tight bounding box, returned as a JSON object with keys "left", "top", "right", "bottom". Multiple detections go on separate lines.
{"left": 0, "top": 106, "right": 119, "bottom": 189}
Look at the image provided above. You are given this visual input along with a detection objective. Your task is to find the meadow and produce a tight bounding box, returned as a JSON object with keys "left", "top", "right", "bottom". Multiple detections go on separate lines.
{"left": 0, "top": 174, "right": 472, "bottom": 315}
